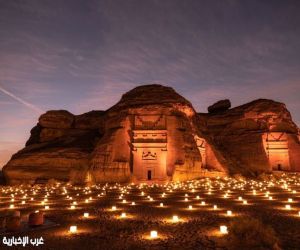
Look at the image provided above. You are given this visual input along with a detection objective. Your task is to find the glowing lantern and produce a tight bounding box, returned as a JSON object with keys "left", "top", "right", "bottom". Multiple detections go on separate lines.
{"left": 83, "top": 212, "right": 89, "bottom": 218}
{"left": 201, "top": 201, "right": 205, "bottom": 206}
{"left": 288, "top": 198, "right": 293, "bottom": 203}
{"left": 220, "top": 225, "right": 228, "bottom": 234}
{"left": 227, "top": 210, "right": 232, "bottom": 216}
{"left": 70, "top": 205, "right": 75, "bottom": 209}
{"left": 213, "top": 205, "right": 217, "bottom": 210}
{"left": 150, "top": 230, "right": 158, "bottom": 239}
{"left": 69, "top": 226, "right": 77, "bottom": 233}
{"left": 131, "top": 202, "right": 135, "bottom": 205}
{"left": 45, "top": 206, "right": 49, "bottom": 210}
{"left": 112, "top": 206, "right": 117, "bottom": 211}
{"left": 9, "top": 204, "right": 14, "bottom": 209}
{"left": 285, "top": 204, "right": 291, "bottom": 210}
{"left": 160, "top": 203, "right": 164, "bottom": 207}
{"left": 188, "top": 205, "right": 193, "bottom": 210}
{"left": 172, "top": 215, "right": 179, "bottom": 222}
{"left": 121, "top": 213, "right": 127, "bottom": 218}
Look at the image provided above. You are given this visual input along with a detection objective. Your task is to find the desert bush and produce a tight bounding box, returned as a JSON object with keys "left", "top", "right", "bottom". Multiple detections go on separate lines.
{"left": 226, "top": 217, "right": 280, "bottom": 250}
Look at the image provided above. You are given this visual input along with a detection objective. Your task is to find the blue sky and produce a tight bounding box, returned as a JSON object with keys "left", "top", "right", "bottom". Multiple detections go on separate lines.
{"left": 0, "top": 0, "right": 299, "bottom": 168}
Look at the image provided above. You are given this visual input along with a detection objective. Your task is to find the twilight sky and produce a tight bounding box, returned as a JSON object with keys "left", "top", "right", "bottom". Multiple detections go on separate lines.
{"left": 0, "top": 0, "right": 300, "bottom": 168}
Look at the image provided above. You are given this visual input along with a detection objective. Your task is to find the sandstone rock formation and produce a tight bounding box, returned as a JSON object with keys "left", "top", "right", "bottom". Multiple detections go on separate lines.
{"left": 2, "top": 84, "right": 300, "bottom": 184}
{"left": 207, "top": 99, "right": 231, "bottom": 113}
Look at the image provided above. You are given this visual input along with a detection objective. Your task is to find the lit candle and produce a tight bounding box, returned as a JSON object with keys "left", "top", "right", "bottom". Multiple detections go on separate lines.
{"left": 150, "top": 230, "right": 158, "bottom": 238}
{"left": 69, "top": 225, "right": 77, "bottom": 233}
{"left": 172, "top": 215, "right": 179, "bottom": 222}
{"left": 220, "top": 225, "right": 228, "bottom": 234}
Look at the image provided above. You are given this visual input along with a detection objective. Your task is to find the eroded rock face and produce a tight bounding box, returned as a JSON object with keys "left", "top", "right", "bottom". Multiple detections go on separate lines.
{"left": 39, "top": 110, "right": 74, "bottom": 129}
{"left": 2, "top": 85, "right": 300, "bottom": 184}
{"left": 198, "top": 99, "right": 300, "bottom": 176}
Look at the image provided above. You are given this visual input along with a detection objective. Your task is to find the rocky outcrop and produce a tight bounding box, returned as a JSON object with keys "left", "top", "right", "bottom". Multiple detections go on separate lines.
{"left": 3, "top": 110, "right": 105, "bottom": 184}
{"left": 199, "top": 99, "right": 300, "bottom": 176}
{"left": 208, "top": 99, "right": 231, "bottom": 113}
{"left": 2, "top": 85, "right": 300, "bottom": 184}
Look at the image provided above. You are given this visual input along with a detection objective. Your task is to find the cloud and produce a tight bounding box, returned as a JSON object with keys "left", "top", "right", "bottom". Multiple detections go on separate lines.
{"left": 0, "top": 84, "right": 44, "bottom": 114}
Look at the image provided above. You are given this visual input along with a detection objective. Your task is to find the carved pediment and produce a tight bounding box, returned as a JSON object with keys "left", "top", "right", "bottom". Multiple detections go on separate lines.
{"left": 142, "top": 151, "right": 157, "bottom": 160}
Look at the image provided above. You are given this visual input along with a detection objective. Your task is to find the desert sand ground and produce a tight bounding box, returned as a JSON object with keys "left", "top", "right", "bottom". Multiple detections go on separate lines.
{"left": 1, "top": 173, "right": 300, "bottom": 250}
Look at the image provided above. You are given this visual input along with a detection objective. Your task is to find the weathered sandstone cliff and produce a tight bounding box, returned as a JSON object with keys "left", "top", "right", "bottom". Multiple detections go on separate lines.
{"left": 2, "top": 84, "right": 300, "bottom": 184}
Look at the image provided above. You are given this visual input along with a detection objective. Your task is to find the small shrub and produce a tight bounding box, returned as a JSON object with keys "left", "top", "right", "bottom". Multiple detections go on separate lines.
{"left": 226, "top": 217, "right": 280, "bottom": 250}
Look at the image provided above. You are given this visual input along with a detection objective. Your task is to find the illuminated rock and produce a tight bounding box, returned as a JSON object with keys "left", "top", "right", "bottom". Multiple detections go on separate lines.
{"left": 2, "top": 84, "right": 300, "bottom": 184}
{"left": 28, "top": 212, "right": 44, "bottom": 227}
{"left": 199, "top": 99, "right": 300, "bottom": 176}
